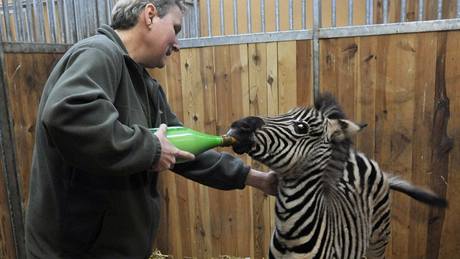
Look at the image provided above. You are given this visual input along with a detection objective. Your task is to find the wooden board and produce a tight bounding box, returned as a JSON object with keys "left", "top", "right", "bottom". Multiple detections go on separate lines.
{"left": 180, "top": 47, "right": 211, "bottom": 258}
{"left": 296, "top": 40, "right": 312, "bottom": 106}
{"left": 214, "top": 44, "right": 238, "bottom": 256}
{"left": 407, "top": 32, "right": 437, "bottom": 259}
{"left": 439, "top": 29, "right": 460, "bottom": 258}
{"left": 0, "top": 137, "right": 16, "bottom": 259}
{"left": 228, "top": 44, "right": 252, "bottom": 257}
{"left": 248, "top": 42, "right": 272, "bottom": 259}
{"left": 355, "top": 35, "right": 377, "bottom": 155}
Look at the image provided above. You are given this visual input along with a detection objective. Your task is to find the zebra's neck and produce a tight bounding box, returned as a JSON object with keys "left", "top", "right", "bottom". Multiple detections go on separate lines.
{"left": 276, "top": 140, "right": 352, "bottom": 223}
{"left": 321, "top": 139, "right": 351, "bottom": 195}
{"left": 280, "top": 139, "right": 351, "bottom": 189}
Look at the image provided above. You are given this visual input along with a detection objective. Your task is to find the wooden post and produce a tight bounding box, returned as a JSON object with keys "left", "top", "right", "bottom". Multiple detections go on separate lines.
{"left": 0, "top": 44, "right": 25, "bottom": 259}
{"left": 426, "top": 31, "right": 453, "bottom": 259}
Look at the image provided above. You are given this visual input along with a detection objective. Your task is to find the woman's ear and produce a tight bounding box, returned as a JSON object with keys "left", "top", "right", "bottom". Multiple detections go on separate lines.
{"left": 326, "top": 119, "right": 366, "bottom": 142}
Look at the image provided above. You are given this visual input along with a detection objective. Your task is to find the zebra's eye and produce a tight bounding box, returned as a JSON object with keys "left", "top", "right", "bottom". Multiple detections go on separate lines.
{"left": 294, "top": 122, "right": 309, "bottom": 134}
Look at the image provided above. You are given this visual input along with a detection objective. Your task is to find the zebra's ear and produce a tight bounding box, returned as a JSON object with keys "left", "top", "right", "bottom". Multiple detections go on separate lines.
{"left": 326, "top": 119, "right": 365, "bottom": 142}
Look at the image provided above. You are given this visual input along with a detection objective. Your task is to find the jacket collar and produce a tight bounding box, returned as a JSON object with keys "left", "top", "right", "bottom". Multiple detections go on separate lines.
{"left": 97, "top": 24, "right": 129, "bottom": 57}
{"left": 97, "top": 24, "right": 146, "bottom": 73}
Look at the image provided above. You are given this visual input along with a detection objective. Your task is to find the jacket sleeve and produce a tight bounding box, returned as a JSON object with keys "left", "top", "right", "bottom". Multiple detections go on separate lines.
{"left": 172, "top": 150, "right": 250, "bottom": 190}
{"left": 42, "top": 45, "right": 160, "bottom": 175}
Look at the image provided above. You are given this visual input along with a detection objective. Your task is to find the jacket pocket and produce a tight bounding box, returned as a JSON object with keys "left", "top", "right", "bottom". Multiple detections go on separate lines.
{"left": 61, "top": 175, "right": 108, "bottom": 254}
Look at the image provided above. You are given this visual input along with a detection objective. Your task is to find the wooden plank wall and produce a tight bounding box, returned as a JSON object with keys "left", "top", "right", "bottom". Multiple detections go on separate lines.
{"left": 197, "top": 0, "right": 458, "bottom": 37}
{"left": 1, "top": 0, "right": 459, "bottom": 44}
{"left": 150, "top": 32, "right": 460, "bottom": 258}
{"left": 0, "top": 1, "right": 459, "bottom": 258}
{"left": 319, "top": 31, "right": 460, "bottom": 259}
{"left": 0, "top": 50, "right": 65, "bottom": 259}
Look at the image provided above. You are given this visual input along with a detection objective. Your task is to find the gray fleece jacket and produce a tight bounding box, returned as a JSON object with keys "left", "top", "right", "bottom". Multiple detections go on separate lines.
{"left": 25, "top": 25, "right": 249, "bottom": 259}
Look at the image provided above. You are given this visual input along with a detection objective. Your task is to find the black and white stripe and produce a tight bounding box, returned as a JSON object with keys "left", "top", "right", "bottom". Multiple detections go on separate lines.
{"left": 230, "top": 93, "right": 447, "bottom": 259}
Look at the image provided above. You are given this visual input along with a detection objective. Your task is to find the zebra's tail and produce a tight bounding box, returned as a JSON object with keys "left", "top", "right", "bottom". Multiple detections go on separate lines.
{"left": 388, "top": 175, "right": 448, "bottom": 208}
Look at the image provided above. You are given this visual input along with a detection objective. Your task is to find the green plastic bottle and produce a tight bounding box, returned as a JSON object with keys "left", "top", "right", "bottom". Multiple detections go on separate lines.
{"left": 149, "top": 126, "right": 236, "bottom": 163}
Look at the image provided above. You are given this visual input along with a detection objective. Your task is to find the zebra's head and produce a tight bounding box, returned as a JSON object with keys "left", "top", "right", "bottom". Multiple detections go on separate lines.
{"left": 228, "top": 93, "right": 366, "bottom": 175}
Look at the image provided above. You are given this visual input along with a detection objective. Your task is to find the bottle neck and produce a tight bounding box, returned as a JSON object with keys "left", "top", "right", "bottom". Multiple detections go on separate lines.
{"left": 221, "top": 135, "right": 236, "bottom": 147}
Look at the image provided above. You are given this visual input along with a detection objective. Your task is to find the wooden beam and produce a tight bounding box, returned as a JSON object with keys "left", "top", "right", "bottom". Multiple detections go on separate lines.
{"left": 0, "top": 42, "right": 25, "bottom": 259}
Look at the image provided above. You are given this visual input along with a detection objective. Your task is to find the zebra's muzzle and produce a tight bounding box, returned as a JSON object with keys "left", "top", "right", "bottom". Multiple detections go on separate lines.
{"left": 226, "top": 128, "right": 255, "bottom": 154}
{"left": 228, "top": 116, "right": 265, "bottom": 155}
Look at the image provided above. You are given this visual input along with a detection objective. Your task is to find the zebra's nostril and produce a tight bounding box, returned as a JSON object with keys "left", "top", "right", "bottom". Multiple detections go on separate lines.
{"left": 241, "top": 125, "right": 252, "bottom": 131}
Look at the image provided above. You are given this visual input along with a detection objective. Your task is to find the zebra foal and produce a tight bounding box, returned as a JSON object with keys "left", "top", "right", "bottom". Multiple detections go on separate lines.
{"left": 228, "top": 93, "right": 447, "bottom": 259}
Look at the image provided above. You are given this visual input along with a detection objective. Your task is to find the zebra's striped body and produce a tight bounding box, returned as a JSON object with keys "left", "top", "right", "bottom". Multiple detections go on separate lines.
{"left": 229, "top": 93, "right": 446, "bottom": 259}
{"left": 272, "top": 150, "right": 390, "bottom": 258}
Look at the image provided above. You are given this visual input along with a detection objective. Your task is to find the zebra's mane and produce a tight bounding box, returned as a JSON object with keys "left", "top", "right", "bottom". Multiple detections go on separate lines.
{"left": 314, "top": 92, "right": 347, "bottom": 120}
{"left": 313, "top": 93, "right": 351, "bottom": 192}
